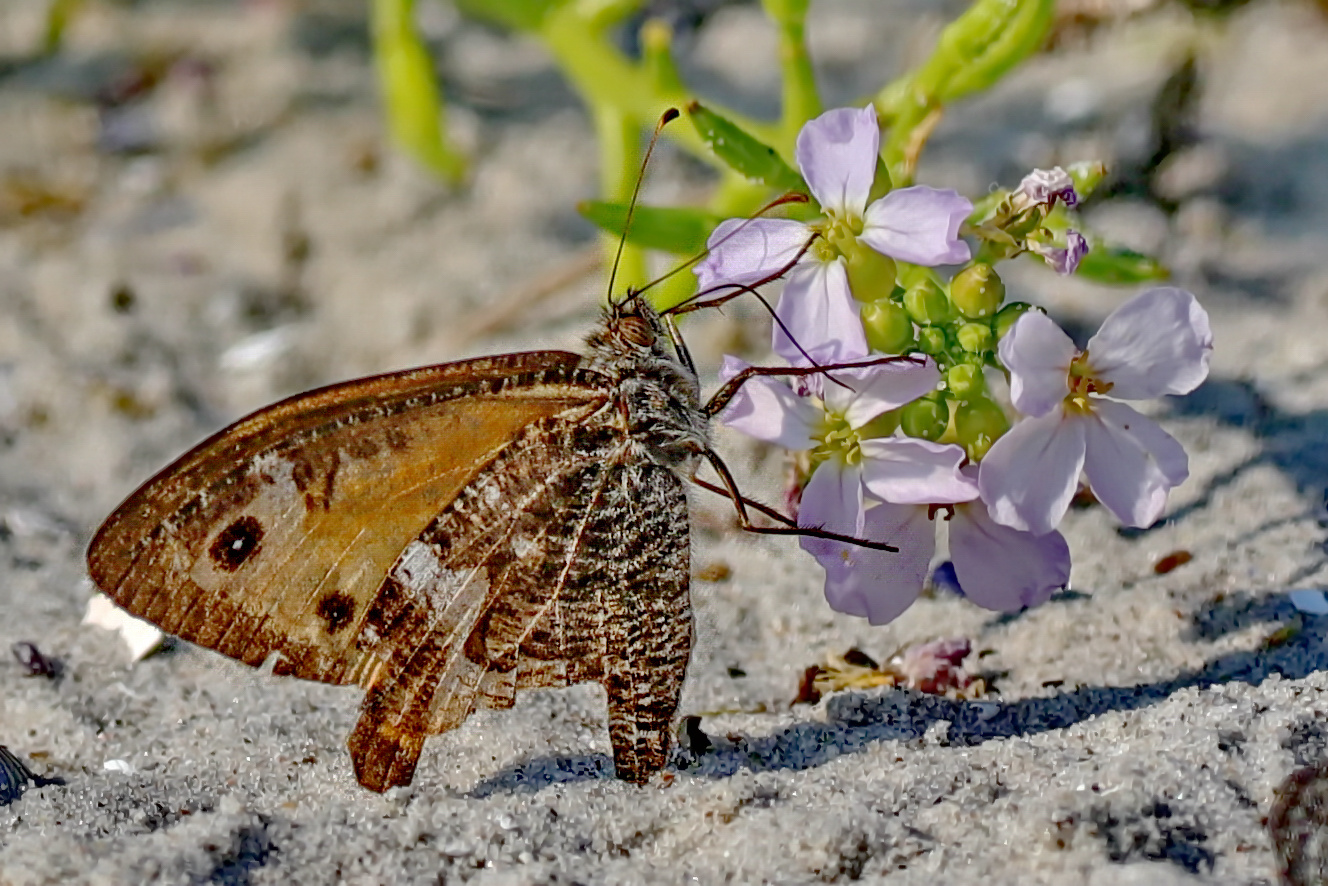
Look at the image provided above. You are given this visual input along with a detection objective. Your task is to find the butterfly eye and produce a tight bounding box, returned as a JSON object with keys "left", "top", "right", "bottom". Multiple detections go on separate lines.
{"left": 619, "top": 316, "right": 654, "bottom": 348}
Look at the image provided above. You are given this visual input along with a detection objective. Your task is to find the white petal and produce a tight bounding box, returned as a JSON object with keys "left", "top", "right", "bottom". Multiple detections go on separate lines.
{"left": 798, "top": 460, "right": 865, "bottom": 560}
{"left": 795, "top": 106, "right": 880, "bottom": 217}
{"left": 1086, "top": 287, "right": 1213, "bottom": 398}
{"left": 949, "top": 504, "right": 1070, "bottom": 611}
{"left": 820, "top": 357, "right": 939, "bottom": 425}
{"left": 695, "top": 217, "right": 812, "bottom": 292}
{"left": 999, "top": 310, "right": 1076, "bottom": 417}
{"left": 772, "top": 260, "right": 868, "bottom": 365}
{"left": 819, "top": 502, "right": 934, "bottom": 625}
{"left": 860, "top": 438, "right": 978, "bottom": 505}
{"left": 1082, "top": 399, "right": 1189, "bottom": 528}
{"left": 859, "top": 186, "right": 973, "bottom": 265}
{"left": 978, "top": 409, "right": 1087, "bottom": 535}
{"left": 716, "top": 355, "right": 821, "bottom": 450}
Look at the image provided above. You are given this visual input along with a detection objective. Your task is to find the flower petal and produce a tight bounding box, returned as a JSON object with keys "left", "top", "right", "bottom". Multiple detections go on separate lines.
{"left": 773, "top": 260, "right": 868, "bottom": 365}
{"left": 819, "top": 502, "right": 934, "bottom": 625}
{"left": 820, "top": 357, "right": 939, "bottom": 425}
{"left": 999, "top": 310, "right": 1076, "bottom": 417}
{"left": 950, "top": 502, "right": 1070, "bottom": 611}
{"left": 694, "top": 217, "right": 812, "bottom": 292}
{"left": 716, "top": 355, "right": 821, "bottom": 450}
{"left": 1015, "top": 166, "right": 1078, "bottom": 209}
{"left": 860, "top": 438, "right": 978, "bottom": 505}
{"left": 798, "top": 459, "right": 865, "bottom": 561}
{"left": 795, "top": 106, "right": 880, "bottom": 217}
{"left": 979, "top": 409, "right": 1087, "bottom": 535}
{"left": 1086, "top": 287, "right": 1213, "bottom": 399}
{"left": 860, "top": 186, "right": 973, "bottom": 265}
{"left": 1082, "top": 399, "right": 1189, "bottom": 528}
{"left": 1031, "top": 229, "right": 1089, "bottom": 275}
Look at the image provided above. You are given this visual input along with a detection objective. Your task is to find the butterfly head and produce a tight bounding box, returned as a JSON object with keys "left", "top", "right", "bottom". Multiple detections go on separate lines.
{"left": 587, "top": 292, "right": 675, "bottom": 366}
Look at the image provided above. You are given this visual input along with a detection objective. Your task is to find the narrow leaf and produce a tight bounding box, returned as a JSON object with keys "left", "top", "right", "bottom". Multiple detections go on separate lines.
{"left": 579, "top": 201, "right": 721, "bottom": 255}
{"left": 687, "top": 103, "right": 805, "bottom": 193}
{"left": 1073, "top": 245, "right": 1169, "bottom": 285}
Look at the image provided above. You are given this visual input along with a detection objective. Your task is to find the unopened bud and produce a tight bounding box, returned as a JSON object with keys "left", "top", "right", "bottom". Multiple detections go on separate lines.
{"left": 904, "top": 278, "right": 953, "bottom": 326}
{"left": 993, "top": 301, "right": 1034, "bottom": 340}
{"left": 900, "top": 395, "right": 950, "bottom": 441}
{"left": 843, "top": 241, "right": 899, "bottom": 303}
{"left": 857, "top": 409, "right": 901, "bottom": 440}
{"left": 862, "top": 301, "right": 915, "bottom": 353}
{"left": 955, "top": 397, "right": 1010, "bottom": 461}
{"left": 956, "top": 321, "right": 993, "bottom": 354}
{"left": 867, "top": 157, "right": 894, "bottom": 204}
{"left": 950, "top": 264, "right": 1005, "bottom": 319}
{"left": 916, "top": 326, "right": 948, "bottom": 356}
{"left": 946, "top": 363, "right": 985, "bottom": 399}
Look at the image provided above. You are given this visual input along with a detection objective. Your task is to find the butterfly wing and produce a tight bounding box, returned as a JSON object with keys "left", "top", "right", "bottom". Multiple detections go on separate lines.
{"left": 343, "top": 420, "right": 693, "bottom": 790}
{"left": 86, "top": 351, "right": 608, "bottom": 690}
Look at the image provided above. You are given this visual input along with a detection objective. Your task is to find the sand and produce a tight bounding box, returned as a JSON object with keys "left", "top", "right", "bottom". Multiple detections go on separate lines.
{"left": 2, "top": 0, "right": 1328, "bottom": 883}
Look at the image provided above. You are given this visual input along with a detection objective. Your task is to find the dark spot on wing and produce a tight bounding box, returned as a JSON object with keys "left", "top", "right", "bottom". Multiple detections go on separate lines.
{"left": 317, "top": 592, "right": 356, "bottom": 634}
{"left": 290, "top": 449, "right": 340, "bottom": 512}
{"left": 209, "top": 516, "right": 264, "bottom": 572}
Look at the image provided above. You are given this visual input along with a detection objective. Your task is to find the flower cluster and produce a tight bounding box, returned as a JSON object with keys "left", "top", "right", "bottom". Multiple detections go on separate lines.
{"left": 696, "top": 107, "right": 1213, "bottom": 625}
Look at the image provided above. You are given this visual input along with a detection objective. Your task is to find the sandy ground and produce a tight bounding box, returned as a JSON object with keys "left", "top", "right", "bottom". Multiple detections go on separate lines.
{"left": 2, "top": 0, "right": 1328, "bottom": 883}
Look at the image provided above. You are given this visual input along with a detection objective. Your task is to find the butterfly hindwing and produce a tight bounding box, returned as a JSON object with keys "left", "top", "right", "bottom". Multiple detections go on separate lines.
{"left": 86, "top": 352, "right": 608, "bottom": 689}
{"left": 343, "top": 417, "right": 693, "bottom": 790}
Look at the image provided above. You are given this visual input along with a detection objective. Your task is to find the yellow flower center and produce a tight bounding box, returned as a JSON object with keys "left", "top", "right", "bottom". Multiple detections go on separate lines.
{"left": 1064, "top": 350, "right": 1113, "bottom": 414}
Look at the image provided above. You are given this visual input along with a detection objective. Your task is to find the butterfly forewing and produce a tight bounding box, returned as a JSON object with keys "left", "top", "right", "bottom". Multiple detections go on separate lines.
{"left": 88, "top": 296, "right": 707, "bottom": 791}
{"left": 87, "top": 352, "right": 607, "bottom": 687}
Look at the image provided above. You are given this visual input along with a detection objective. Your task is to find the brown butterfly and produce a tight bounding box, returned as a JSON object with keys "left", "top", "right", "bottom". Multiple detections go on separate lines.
{"left": 87, "top": 287, "right": 890, "bottom": 792}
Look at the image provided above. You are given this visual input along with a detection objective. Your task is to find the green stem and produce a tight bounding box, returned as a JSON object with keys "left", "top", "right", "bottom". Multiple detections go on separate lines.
{"left": 593, "top": 104, "right": 648, "bottom": 297}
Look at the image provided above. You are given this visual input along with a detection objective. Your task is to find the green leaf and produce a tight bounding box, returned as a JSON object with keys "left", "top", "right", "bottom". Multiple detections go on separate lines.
{"left": 372, "top": 0, "right": 466, "bottom": 182}
{"left": 686, "top": 103, "right": 805, "bottom": 193}
{"left": 1073, "top": 245, "right": 1170, "bottom": 285}
{"left": 579, "top": 201, "right": 721, "bottom": 255}
{"left": 929, "top": 0, "right": 1055, "bottom": 103}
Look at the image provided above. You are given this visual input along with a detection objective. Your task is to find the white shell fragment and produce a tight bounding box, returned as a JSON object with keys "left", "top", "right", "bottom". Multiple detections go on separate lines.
{"left": 102, "top": 759, "right": 134, "bottom": 774}
{"left": 1289, "top": 589, "right": 1328, "bottom": 616}
{"left": 82, "top": 593, "right": 165, "bottom": 661}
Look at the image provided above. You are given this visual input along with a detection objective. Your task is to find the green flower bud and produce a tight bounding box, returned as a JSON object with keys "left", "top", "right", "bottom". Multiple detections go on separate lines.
{"left": 916, "top": 326, "right": 947, "bottom": 356}
{"left": 900, "top": 395, "right": 949, "bottom": 441}
{"left": 950, "top": 264, "right": 1005, "bottom": 319}
{"left": 956, "top": 321, "right": 993, "bottom": 355}
{"left": 945, "top": 363, "right": 985, "bottom": 399}
{"left": 1067, "top": 161, "right": 1108, "bottom": 201}
{"left": 843, "top": 241, "right": 899, "bottom": 303}
{"left": 993, "top": 301, "right": 1034, "bottom": 340}
{"left": 867, "top": 157, "right": 893, "bottom": 204}
{"left": 861, "top": 301, "right": 915, "bottom": 353}
{"left": 903, "top": 278, "right": 953, "bottom": 325}
{"left": 955, "top": 396, "right": 1010, "bottom": 461}
{"left": 857, "top": 409, "right": 901, "bottom": 440}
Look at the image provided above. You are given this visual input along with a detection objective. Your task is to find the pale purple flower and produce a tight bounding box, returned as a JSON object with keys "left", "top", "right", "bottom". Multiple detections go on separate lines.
{"left": 947, "top": 477, "right": 1070, "bottom": 611}
{"left": 695, "top": 106, "right": 972, "bottom": 364}
{"left": 719, "top": 356, "right": 951, "bottom": 543}
{"left": 1031, "top": 229, "right": 1089, "bottom": 275}
{"left": 1014, "top": 166, "right": 1079, "bottom": 210}
{"left": 980, "top": 287, "right": 1213, "bottom": 535}
{"left": 813, "top": 464, "right": 1070, "bottom": 624}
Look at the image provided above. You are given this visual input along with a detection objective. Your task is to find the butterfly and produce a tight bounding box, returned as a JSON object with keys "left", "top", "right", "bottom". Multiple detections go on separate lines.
{"left": 89, "top": 286, "right": 893, "bottom": 792}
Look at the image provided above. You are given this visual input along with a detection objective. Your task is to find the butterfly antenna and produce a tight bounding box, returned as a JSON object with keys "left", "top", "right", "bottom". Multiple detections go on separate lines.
{"left": 607, "top": 108, "right": 681, "bottom": 306}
